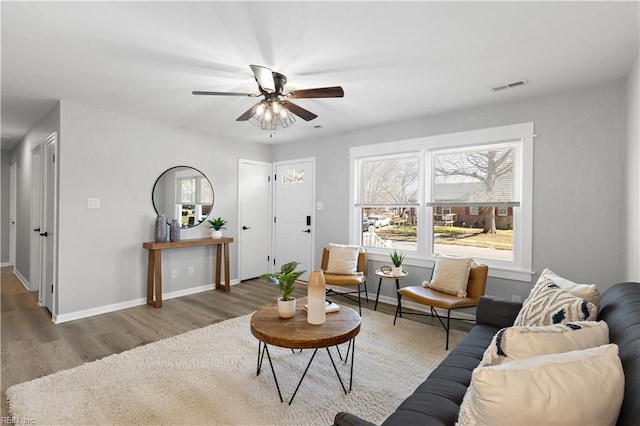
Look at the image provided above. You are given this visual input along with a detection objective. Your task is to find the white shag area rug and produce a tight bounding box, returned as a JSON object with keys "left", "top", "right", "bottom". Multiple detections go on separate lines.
{"left": 7, "top": 309, "right": 464, "bottom": 425}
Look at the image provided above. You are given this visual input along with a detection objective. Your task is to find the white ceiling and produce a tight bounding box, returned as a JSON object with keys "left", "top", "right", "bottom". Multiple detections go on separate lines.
{"left": 2, "top": 1, "right": 639, "bottom": 148}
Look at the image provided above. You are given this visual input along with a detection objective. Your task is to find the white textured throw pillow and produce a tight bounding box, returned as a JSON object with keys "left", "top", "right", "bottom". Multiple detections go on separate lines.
{"left": 538, "top": 267, "right": 600, "bottom": 306}
{"left": 481, "top": 320, "right": 609, "bottom": 366}
{"left": 325, "top": 244, "right": 361, "bottom": 275}
{"left": 424, "top": 254, "right": 473, "bottom": 297}
{"left": 459, "top": 344, "right": 624, "bottom": 426}
{"left": 513, "top": 278, "right": 598, "bottom": 326}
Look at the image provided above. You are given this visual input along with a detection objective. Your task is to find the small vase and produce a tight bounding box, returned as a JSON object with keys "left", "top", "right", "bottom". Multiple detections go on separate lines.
{"left": 392, "top": 266, "right": 403, "bottom": 277}
{"left": 154, "top": 214, "right": 167, "bottom": 243}
{"left": 277, "top": 297, "right": 296, "bottom": 319}
{"left": 307, "top": 270, "right": 326, "bottom": 325}
{"left": 211, "top": 230, "right": 223, "bottom": 238}
{"left": 170, "top": 219, "right": 181, "bottom": 242}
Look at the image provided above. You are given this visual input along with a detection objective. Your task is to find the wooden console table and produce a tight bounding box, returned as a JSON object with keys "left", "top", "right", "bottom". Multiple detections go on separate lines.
{"left": 142, "top": 237, "right": 233, "bottom": 308}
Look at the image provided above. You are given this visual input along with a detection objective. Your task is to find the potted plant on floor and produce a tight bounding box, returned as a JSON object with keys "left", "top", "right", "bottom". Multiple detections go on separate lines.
{"left": 390, "top": 249, "right": 405, "bottom": 277}
{"left": 260, "top": 261, "right": 306, "bottom": 318}
{"left": 208, "top": 217, "right": 227, "bottom": 238}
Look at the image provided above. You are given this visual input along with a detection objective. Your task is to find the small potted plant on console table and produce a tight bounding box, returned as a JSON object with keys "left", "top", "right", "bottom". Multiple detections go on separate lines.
{"left": 260, "top": 261, "right": 306, "bottom": 319}
{"left": 208, "top": 217, "right": 227, "bottom": 238}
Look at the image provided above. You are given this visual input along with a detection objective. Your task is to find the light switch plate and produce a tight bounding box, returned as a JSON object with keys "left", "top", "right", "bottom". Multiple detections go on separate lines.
{"left": 87, "top": 198, "right": 101, "bottom": 209}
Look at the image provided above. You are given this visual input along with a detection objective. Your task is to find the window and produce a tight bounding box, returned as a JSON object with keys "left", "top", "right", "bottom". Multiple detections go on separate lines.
{"left": 282, "top": 169, "right": 305, "bottom": 184}
{"left": 350, "top": 122, "right": 534, "bottom": 282}
{"left": 177, "top": 175, "right": 213, "bottom": 226}
{"left": 356, "top": 155, "right": 419, "bottom": 251}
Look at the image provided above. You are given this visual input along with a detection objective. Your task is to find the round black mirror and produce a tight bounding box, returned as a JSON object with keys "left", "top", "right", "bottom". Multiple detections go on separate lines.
{"left": 152, "top": 166, "right": 214, "bottom": 228}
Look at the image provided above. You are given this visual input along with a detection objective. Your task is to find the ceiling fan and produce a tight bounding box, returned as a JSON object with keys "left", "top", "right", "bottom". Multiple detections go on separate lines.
{"left": 192, "top": 65, "right": 344, "bottom": 129}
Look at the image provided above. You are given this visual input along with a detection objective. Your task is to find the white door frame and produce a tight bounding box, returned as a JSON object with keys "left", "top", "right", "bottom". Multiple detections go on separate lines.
{"left": 272, "top": 157, "right": 316, "bottom": 276}
{"left": 237, "top": 159, "right": 272, "bottom": 281}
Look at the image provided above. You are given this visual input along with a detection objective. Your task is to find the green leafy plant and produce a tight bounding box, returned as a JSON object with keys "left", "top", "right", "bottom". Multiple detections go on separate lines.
{"left": 390, "top": 249, "right": 405, "bottom": 267}
{"left": 260, "top": 261, "right": 306, "bottom": 301}
{"left": 207, "top": 217, "right": 227, "bottom": 230}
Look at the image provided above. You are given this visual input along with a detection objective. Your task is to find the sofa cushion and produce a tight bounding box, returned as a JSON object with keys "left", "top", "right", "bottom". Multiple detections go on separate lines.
{"left": 481, "top": 320, "right": 609, "bottom": 366}
{"left": 537, "top": 268, "right": 600, "bottom": 305}
{"left": 513, "top": 278, "right": 597, "bottom": 326}
{"left": 459, "top": 344, "right": 625, "bottom": 426}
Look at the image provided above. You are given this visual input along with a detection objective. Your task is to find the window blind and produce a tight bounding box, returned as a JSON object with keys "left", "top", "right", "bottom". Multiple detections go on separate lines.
{"left": 428, "top": 141, "right": 521, "bottom": 207}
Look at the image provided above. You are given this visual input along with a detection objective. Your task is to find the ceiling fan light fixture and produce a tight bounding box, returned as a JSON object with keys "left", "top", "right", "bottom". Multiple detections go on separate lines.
{"left": 249, "top": 99, "right": 296, "bottom": 130}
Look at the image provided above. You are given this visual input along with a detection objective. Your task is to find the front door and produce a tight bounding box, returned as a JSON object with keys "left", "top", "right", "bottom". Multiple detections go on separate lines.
{"left": 238, "top": 160, "right": 272, "bottom": 281}
{"left": 273, "top": 159, "right": 314, "bottom": 281}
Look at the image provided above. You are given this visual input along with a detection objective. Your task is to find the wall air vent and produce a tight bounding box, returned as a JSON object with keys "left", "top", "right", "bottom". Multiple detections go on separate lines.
{"left": 490, "top": 79, "right": 528, "bottom": 92}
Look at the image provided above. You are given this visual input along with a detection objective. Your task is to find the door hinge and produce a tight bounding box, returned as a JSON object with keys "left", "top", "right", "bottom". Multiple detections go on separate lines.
{"left": 51, "top": 284, "right": 54, "bottom": 293}
{"left": 268, "top": 175, "right": 271, "bottom": 182}
{"left": 274, "top": 216, "right": 276, "bottom": 223}
{"left": 267, "top": 255, "right": 270, "bottom": 262}
{"left": 53, "top": 154, "right": 56, "bottom": 163}
{"left": 274, "top": 174, "right": 277, "bottom": 181}
{"left": 273, "top": 258, "right": 276, "bottom": 266}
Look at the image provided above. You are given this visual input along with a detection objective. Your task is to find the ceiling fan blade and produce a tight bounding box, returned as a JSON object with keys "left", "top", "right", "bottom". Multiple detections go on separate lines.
{"left": 280, "top": 100, "right": 318, "bottom": 121}
{"left": 192, "top": 91, "right": 256, "bottom": 97}
{"left": 250, "top": 64, "right": 275, "bottom": 93}
{"left": 236, "top": 103, "right": 261, "bottom": 121}
{"left": 289, "top": 86, "right": 344, "bottom": 99}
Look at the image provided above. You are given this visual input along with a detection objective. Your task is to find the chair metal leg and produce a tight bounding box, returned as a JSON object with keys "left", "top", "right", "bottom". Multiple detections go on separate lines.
{"left": 363, "top": 280, "right": 369, "bottom": 302}
{"left": 393, "top": 294, "right": 402, "bottom": 325}
{"left": 446, "top": 309, "right": 451, "bottom": 350}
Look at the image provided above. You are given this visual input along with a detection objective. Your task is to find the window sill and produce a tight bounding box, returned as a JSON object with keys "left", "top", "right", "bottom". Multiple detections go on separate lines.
{"left": 366, "top": 252, "right": 534, "bottom": 282}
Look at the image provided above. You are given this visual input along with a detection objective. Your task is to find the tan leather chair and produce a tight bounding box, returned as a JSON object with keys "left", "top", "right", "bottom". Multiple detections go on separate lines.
{"left": 394, "top": 263, "right": 488, "bottom": 349}
{"left": 321, "top": 247, "right": 368, "bottom": 315}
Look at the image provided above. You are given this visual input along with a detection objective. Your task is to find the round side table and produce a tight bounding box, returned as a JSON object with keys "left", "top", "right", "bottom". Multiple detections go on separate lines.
{"left": 374, "top": 269, "right": 409, "bottom": 310}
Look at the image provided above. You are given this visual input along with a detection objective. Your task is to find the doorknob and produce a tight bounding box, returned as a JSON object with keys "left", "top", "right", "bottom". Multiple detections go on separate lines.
{"left": 242, "top": 226, "right": 251, "bottom": 230}
{"left": 302, "top": 229, "right": 311, "bottom": 233}
{"left": 34, "top": 228, "right": 41, "bottom": 232}
{"left": 40, "top": 231, "right": 48, "bottom": 237}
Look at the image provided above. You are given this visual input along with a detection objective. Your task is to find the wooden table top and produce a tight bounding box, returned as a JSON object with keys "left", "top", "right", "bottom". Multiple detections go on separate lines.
{"left": 250, "top": 298, "right": 361, "bottom": 350}
{"left": 143, "top": 237, "right": 233, "bottom": 250}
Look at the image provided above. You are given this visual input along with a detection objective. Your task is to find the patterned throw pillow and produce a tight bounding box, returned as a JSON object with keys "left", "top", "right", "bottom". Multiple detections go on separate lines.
{"left": 513, "top": 278, "right": 597, "bottom": 326}
{"left": 481, "top": 320, "right": 609, "bottom": 366}
{"left": 423, "top": 254, "right": 473, "bottom": 297}
{"left": 458, "top": 344, "right": 624, "bottom": 426}
{"left": 537, "top": 268, "right": 600, "bottom": 306}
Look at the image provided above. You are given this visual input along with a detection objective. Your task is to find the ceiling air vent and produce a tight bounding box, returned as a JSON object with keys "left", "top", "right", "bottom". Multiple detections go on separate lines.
{"left": 490, "top": 79, "right": 528, "bottom": 92}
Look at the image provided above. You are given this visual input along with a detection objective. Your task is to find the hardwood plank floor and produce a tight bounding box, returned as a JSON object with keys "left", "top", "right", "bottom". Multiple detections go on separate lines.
{"left": 1, "top": 266, "right": 471, "bottom": 418}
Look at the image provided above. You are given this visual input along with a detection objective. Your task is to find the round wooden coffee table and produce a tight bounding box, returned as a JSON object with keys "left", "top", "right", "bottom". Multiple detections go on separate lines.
{"left": 250, "top": 298, "right": 361, "bottom": 404}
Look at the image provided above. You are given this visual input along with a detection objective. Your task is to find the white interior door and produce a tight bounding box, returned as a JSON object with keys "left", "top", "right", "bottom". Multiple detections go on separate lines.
{"left": 9, "top": 163, "right": 17, "bottom": 267}
{"left": 274, "top": 159, "right": 314, "bottom": 281}
{"left": 42, "top": 133, "right": 57, "bottom": 314}
{"left": 238, "top": 160, "right": 272, "bottom": 281}
{"left": 30, "top": 148, "right": 43, "bottom": 294}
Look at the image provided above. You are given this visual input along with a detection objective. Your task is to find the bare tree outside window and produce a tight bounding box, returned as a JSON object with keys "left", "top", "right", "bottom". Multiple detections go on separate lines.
{"left": 434, "top": 148, "right": 515, "bottom": 234}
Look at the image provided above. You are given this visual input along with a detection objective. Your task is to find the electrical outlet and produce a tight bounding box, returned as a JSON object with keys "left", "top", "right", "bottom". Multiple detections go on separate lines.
{"left": 171, "top": 269, "right": 178, "bottom": 278}
{"left": 511, "top": 295, "right": 522, "bottom": 303}
{"left": 188, "top": 266, "right": 194, "bottom": 276}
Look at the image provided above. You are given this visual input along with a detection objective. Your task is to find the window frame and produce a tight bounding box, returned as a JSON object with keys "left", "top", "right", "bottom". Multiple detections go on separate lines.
{"left": 349, "top": 122, "right": 534, "bottom": 282}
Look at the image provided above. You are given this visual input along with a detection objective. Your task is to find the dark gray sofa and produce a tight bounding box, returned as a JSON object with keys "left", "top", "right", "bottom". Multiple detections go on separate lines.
{"left": 334, "top": 282, "right": 640, "bottom": 426}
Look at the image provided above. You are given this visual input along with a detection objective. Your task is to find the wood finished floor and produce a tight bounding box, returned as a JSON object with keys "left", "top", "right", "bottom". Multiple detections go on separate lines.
{"left": 1, "top": 266, "right": 471, "bottom": 417}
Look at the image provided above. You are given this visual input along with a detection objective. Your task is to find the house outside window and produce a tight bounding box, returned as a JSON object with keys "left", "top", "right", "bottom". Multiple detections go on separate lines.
{"left": 350, "top": 122, "right": 534, "bottom": 282}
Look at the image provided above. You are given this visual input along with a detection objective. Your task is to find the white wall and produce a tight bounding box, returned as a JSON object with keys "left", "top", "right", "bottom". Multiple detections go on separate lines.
{"left": 624, "top": 47, "right": 640, "bottom": 282}
{"left": 53, "top": 101, "right": 270, "bottom": 318}
{"left": 273, "top": 82, "right": 627, "bottom": 301}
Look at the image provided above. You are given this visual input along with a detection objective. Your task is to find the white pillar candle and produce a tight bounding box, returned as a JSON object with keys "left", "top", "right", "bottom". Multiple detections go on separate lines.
{"left": 307, "top": 270, "right": 326, "bottom": 325}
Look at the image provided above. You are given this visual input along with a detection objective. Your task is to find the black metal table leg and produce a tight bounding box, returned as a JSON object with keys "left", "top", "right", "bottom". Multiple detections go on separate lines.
{"left": 395, "top": 278, "right": 402, "bottom": 308}
{"left": 374, "top": 277, "right": 383, "bottom": 310}
{"left": 289, "top": 348, "right": 319, "bottom": 405}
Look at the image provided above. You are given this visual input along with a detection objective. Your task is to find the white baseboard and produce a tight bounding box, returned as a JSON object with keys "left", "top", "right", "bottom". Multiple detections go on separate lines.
{"left": 53, "top": 279, "right": 240, "bottom": 324}
{"left": 13, "top": 268, "right": 32, "bottom": 292}
{"left": 0, "top": 262, "right": 12, "bottom": 267}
